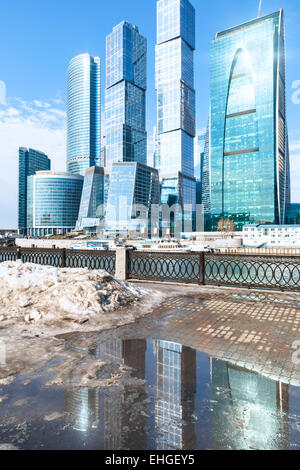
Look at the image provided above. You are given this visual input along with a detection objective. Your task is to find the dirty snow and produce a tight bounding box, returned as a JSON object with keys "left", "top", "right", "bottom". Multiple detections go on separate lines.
{"left": 0, "top": 261, "right": 144, "bottom": 330}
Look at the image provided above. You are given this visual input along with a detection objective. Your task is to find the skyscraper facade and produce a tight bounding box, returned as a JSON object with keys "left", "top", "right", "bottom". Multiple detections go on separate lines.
{"left": 105, "top": 162, "right": 160, "bottom": 236}
{"left": 200, "top": 121, "right": 211, "bottom": 218}
{"left": 27, "top": 171, "right": 83, "bottom": 236}
{"left": 210, "top": 10, "right": 290, "bottom": 230}
{"left": 194, "top": 126, "right": 210, "bottom": 208}
{"left": 105, "top": 21, "right": 147, "bottom": 168}
{"left": 155, "top": 0, "right": 196, "bottom": 228}
{"left": 18, "top": 147, "right": 51, "bottom": 235}
{"left": 194, "top": 130, "right": 206, "bottom": 184}
{"left": 76, "top": 166, "right": 105, "bottom": 232}
{"left": 67, "top": 54, "right": 101, "bottom": 176}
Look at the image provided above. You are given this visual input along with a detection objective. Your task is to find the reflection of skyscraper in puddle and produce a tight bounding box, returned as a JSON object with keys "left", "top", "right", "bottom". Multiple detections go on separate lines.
{"left": 97, "top": 339, "right": 147, "bottom": 450}
{"left": 210, "top": 358, "right": 290, "bottom": 450}
{"left": 64, "top": 343, "right": 100, "bottom": 432}
{"left": 64, "top": 388, "right": 99, "bottom": 432}
{"left": 154, "top": 341, "right": 196, "bottom": 450}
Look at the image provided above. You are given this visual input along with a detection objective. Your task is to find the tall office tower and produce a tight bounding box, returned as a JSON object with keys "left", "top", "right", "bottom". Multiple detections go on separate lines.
{"left": 105, "top": 162, "right": 160, "bottom": 236}
{"left": 105, "top": 21, "right": 147, "bottom": 168}
{"left": 67, "top": 54, "right": 101, "bottom": 176}
{"left": 194, "top": 126, "right": 209, "bottom": 206}
{"left": 155, "top": 0, "right": 196, "bottom": 231}
{"left": 210, "top": 10, "right": 290, "bottom": 230}
{"left": 18, "top": 147, "right": 51, "bottom": 235}
{"left": 200, "top": 120, "right": 211, "bottom": 218}
{"left": 194, "top": 131, "right": 206, "bottom": 184}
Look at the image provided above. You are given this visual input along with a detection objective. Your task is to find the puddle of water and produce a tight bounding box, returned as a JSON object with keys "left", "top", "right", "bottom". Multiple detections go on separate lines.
{"left": 0, "top": 338, "right": 299, "bottom": 450}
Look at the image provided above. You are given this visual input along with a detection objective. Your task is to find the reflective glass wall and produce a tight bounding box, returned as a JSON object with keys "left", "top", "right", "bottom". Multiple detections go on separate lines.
{"left": 67, "top": 54, "right": 101, "bottom": 176}
{"left": 210, "top": 11, "right": 290, "bottom": 230}
{"left": 27, "top": 172, "right": 83, "bottom": 236}
{"left": 18, "top": 148, "right": 51, "bottom": 235}
{"left": 105, "top": 162, "right": 160, "bottom": 235}
{"left": 105, "top": 22, "right": 147, "bottom": 168}
{"left": 156, "top": 0, "right": 196, "bottom": 229}
{"left": 76, "top": 166, "right": 105, "bottom": 230}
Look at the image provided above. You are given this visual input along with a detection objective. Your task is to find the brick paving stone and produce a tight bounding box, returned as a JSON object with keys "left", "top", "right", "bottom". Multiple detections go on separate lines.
{"left": 132, "top": 283, "right": 300, "bottom": 386}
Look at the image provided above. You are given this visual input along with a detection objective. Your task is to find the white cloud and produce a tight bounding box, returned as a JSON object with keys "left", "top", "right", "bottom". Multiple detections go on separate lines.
{"left": 0, "top": 97, "right": 66, "bottom": 228}
{"left": 289, "top": 140, "right": 300, "bottom": 152}
{"left": 33, "top": 100, "right": 51, "bottom": 109}
{"left": 290, "top": 141, "right": 300, "bottom": 203}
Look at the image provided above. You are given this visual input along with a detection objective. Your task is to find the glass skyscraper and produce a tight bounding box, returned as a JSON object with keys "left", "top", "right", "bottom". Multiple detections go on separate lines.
{"left": 18, "top": 147, "right": 51, "bottom": 235}
{"left": 155, "top": 0, "right": 196, "bottom": 231}
{"left": 194, "top": 130, "right": 206, "bottom": 184}
{"left": 76, "top": 166, "right": 105, "bottom": 232}
{"left": 27, "top": 171, "right": 83, "bottom": 236}
{"left": 105, "top": 21, "right": 147, "bottom": 168}
{"left": 199, "top": 121, "right": 211, "bottom": 219}
{"left": 67, "top": 54, "right": 101, "bottom": 176}
{"left": 210, "top": 10, "right": 290, "bottom": 230}
{"left": 105, "top": 162, "right": 160, "bottom": 236}
{"left": 194, "top": 125, "right": 210, "bottom": 211}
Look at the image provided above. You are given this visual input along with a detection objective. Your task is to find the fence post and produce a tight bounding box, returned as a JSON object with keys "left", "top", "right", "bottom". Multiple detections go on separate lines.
{"left": 115, "top": 247, "right": 128, "bottom": 281}
{"left": 61, "top": 248, "right": 66, "bottom": 268}
{"left": 17, "top": 247, "right": 21, "bottom": 261}
{"left": 199, "top": 251, "right": 205, "bottom": 285}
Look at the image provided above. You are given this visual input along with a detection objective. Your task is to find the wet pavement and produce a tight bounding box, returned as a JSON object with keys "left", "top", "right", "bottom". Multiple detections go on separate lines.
{"left": 0, "top": 284, "right": 300, "bottom": 450}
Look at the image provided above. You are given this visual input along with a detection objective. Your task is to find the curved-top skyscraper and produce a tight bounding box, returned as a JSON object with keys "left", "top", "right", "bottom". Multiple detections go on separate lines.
{"left": 67, "top": 54, "right": 101, "bottom": 176}
{"left": 210, "top": 10, "right": 290, "bottom": 229}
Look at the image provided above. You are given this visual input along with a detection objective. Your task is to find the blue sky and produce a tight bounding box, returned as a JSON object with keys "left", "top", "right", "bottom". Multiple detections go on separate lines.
{"left": 1, "top": 0, "right": 300, "bottom": 227}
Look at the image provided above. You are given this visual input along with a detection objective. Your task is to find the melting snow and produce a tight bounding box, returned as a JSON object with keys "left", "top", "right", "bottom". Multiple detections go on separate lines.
{"left": 0, "top": 261, "right": 143, "bottom": 328}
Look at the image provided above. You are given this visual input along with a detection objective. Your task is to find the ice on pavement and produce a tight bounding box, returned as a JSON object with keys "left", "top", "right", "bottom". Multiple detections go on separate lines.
{"left": 0, "top": 261, "right": 144, "bottom": 329}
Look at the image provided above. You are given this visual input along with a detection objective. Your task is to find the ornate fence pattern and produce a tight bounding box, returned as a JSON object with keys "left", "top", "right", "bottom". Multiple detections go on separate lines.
{"left": 127, "top": 251, "right": 204, "bottom": 284}
{"left": 204, "top": 253, "right": 300, "bottom": 290}
{"left": 0, "top": 246, "right": 299, "bottom": 290}
{"left": 127, "top": 251, "right": 300, "bottom": 290}
{"left": 66, "top": 250, "right": 116, "bottom": 274}
{"left": 0, "top": 247, "right": 116, "bottom": 275}
{"left": 20, "top": 248, "right": 63, "bottom": 267}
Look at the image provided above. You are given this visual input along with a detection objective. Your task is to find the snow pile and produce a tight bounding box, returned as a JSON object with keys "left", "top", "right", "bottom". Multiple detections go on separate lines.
{"left": 0, "top": 261, "right": 143, "bottom": 326}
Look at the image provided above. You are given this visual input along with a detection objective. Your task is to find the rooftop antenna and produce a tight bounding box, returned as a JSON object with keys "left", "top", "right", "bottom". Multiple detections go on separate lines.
{"left": 257, "top": 0, "right": 262, "bottom": 17}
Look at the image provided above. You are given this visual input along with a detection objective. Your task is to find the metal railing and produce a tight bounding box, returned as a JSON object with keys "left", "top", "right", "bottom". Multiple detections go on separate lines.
{"left": 0, "top": 247, "right": 17, "bottom": 263}
{"left": 0, "top": 247, "right": 116, "bottom": 275}
{"left": 205, "top": 253, "right": 300, "bottom": 290}
{"left": 127, "top": 250, "right": 204, "bottom": 284}
{"left": 0, "top": 246, "right": 299, "bottom": 291}
{"left": 127, "top": 250, "right": 300, "bottom": 291}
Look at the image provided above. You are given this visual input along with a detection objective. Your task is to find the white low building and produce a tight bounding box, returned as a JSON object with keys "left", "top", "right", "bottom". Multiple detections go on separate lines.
{"left": 243, "top": 225, "right": 300, "bottom": 248}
